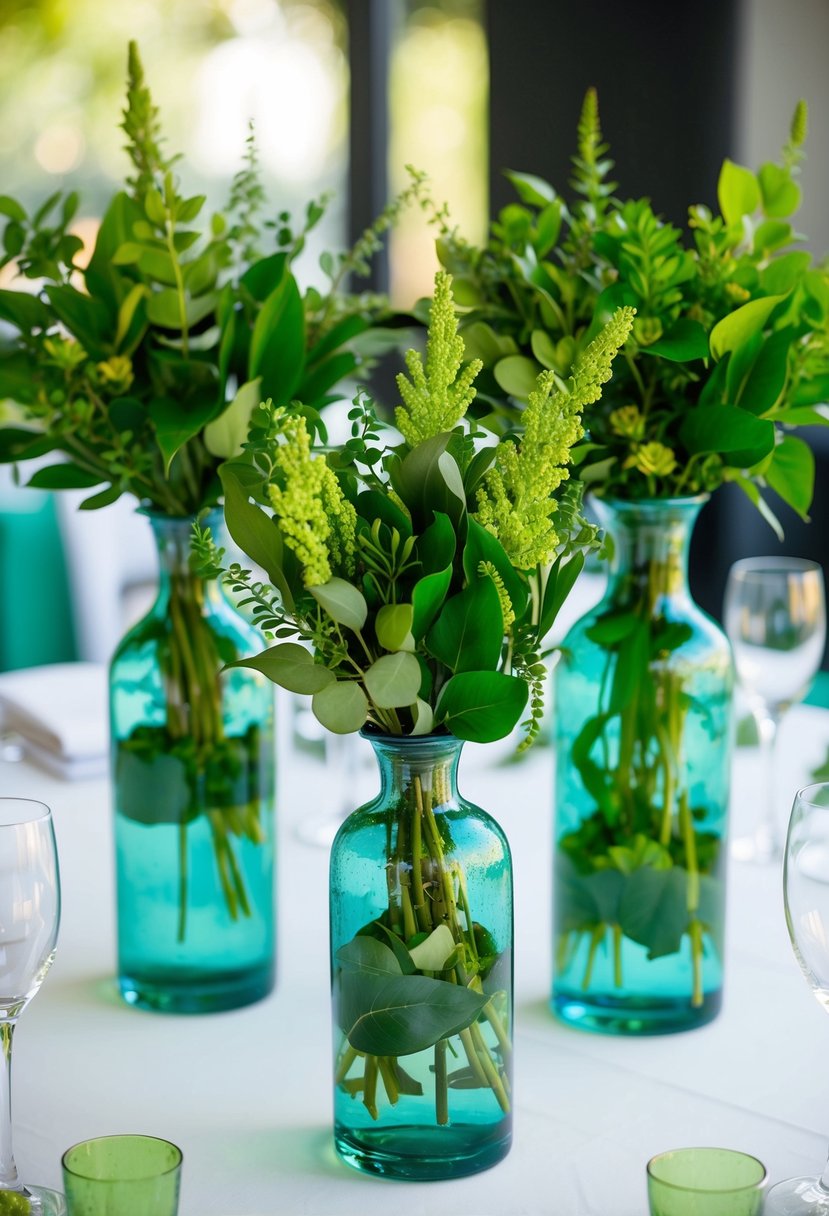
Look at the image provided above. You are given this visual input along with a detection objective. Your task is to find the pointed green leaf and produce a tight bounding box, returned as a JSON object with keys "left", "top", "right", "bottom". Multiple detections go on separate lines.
{"left": 231, "top": 642, "right": 334, "bottom": 694}
{"left": 765, "top": 434, "right": 815, "bottom": 519}
{"left": 149, "top": 395, "right": 217, "bottom": 474}
{"left": 426, "top": 577, "right": 504, "bottom": 673}
{"left": 435, "top": 671, "right": 529, "bottom": 743}
{"left": 710, "top": 294, "right": 787, "bottom": 360}
{"left": 717, "top": 158, "right": 761, "bottom": 225}
{"left": 679, "top": 403, "right": 775, "bottom": 466}
{"left": 412, "top": 566, "right": 453, "bottom": 638}
{"left": 249, "top": 273, "right": 306, "bottom": 405}
{"left": 640, "top": 318, "right": 709, "bottom": 362}
{"left": 219, "top": 465, "right": 293, "bottom": 610}
{"left": 204, "top": 377, "right": 262, "bottom": 459}
{"left": 758, "top": 162, "right": 801, "bottom": 219}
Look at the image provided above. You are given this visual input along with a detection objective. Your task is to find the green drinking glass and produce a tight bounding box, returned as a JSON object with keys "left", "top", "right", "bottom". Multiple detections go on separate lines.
{"left": 61, "top": 1135, "right": 181, "bottom": 1215}
{"left": 647, "top": 1147, "right": 767, "bottom": 1216}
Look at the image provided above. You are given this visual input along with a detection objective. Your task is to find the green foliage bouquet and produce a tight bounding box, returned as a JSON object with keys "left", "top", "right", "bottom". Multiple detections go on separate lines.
{"left": 195, "top": 267, "right": 632, "bottom": 1121}
{"left": 420, "top": 92, "right": 829, "bottom": 1024}
{"left": 0, "top": 42, "right": 418, "bottom": 937}
{"left": 435, "top": 89, "right": 829, "bottom": 534}
{"left": 195, "top": 271, "right": 633, "bottom": 747}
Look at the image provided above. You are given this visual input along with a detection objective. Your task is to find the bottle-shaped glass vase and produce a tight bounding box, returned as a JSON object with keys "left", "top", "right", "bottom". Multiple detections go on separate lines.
{"left": 552, "top": 497, "right": 733, "bottom": 1034}
{"left": 110, "top": 511, "right": 276, "bottom": 1014}
{"left": 330, "top": 732, "right": 513, "bottom": 1180}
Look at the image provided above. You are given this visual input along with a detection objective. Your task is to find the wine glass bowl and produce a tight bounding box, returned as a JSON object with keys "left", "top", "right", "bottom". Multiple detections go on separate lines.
{"left": 0, "top": 799, "right": 64, "bottom": 1214}
{"left": 765, "top": 783, "right": 829, "bottom": 1214}
{"left": 724, "top": 557, "right": 826, "bottom": 862}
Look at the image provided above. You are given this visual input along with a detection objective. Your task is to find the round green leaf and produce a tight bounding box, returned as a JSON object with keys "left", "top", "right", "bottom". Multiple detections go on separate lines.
{"left": 232, "top": 642, "right": 334, "bottom": 694}
{"left": 375, "top": 603, "right": 415, "bottom": 652}
{"left": 312, "top": 680, "right": 368, "bottom": 734}
{"left": 493, "top": 354, "right": 542, "bottom": 400}
{"left": 364, "top": 652, "right": 422, "bottom": 709}
{"left": 310, "top": 578, "right": 368, "bottom": 632}
{"left": 408, "top": 925, "right": 456, "bottom": 971}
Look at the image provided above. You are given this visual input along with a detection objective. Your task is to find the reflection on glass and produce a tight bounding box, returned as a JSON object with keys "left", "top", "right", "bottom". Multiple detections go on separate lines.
{"left": 766, "top": 783, "right": 829, "bottom": 1214}
{"left": 724, "top": 557, "right": 826, "bottom": 863}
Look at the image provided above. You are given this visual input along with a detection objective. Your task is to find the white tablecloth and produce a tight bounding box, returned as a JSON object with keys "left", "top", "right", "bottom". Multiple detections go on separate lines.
{"left": 5, "top": 702, "right": 829, "bottom": 1215}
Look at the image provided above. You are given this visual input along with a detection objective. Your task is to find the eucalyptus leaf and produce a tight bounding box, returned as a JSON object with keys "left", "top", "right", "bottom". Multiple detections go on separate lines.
{"left": 230, "top": 642, "right": 334, "bottom": 694}
{"left": 312, "top": 680, "right": 368, "bottom": 734}
{"left": 364, "top": 652, "right": 422, "bottom": 709}
{"left": 410, "top": 697, "right": 434, "bottom": 736}
{"left": 493, "top": 354, "right": 541, "bottom": 400}
{"left": 375, "top": 603, "right": 415, "bottom": 652}
{"left": 335, "top": 971, "right": 487, "bottom": 1056}
{"left": 408, "top": 925, "right": 457, "bottom": 971}
{"left": 310, "top": 578, "right": 368, "bottom": 632}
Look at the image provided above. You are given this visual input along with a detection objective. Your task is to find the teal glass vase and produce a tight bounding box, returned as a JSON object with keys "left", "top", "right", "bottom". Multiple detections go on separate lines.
{"left": 330, "top": 732, "right": 513, "bottom": 1180}
{"left": 110, "top": 512, "right": 276, "bottom": 1014}
{"left": 552, "top": 497, "right": 733, "bottom": 1034}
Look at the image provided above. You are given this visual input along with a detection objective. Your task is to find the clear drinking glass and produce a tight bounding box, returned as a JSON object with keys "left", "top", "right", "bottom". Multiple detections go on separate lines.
{"left": 766, "top": 782, "right": 829, "bottom": 1213}
{"left": 724, "top": 557, "right": 826, "bottom": 862}
{"left": 0, "top": 799, "right": 64, "bottom": 1215}
{"left": 62, "top": 1135, "right": 181, "bottom": 1215}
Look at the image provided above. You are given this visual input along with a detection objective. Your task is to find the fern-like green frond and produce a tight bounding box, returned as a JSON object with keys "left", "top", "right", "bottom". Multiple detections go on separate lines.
{"left": 121, "top": 41, "right": 176, "bottom": 199}
{"left": 395, "top": 270, "right": 482, "bottom": 446}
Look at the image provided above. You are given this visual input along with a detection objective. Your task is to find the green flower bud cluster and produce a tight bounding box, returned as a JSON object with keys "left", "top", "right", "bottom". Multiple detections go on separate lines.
{"left": 395, "top": 270, "right": 482, "bottom": 446}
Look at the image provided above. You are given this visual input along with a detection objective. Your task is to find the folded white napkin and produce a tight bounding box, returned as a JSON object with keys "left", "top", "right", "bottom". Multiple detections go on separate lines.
{"left": 0, "top": 662, "right": 108, "bottom": 780}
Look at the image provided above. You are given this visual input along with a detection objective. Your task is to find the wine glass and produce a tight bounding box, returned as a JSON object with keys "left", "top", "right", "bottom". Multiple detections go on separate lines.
{"left": 0, "top": 798, "right": 64, "bottom": 1214}
{"left": 767, "top": 782, "right": 829, "bottom": 1213}
{"left": 724, "top": 557, "right": 826, "bottom": 863}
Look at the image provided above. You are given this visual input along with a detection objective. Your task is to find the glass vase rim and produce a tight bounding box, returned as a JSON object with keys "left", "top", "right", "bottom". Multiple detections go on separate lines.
{"left": 0, "top": 796, "right": 51, "bottom": 827}
{"left": 793, "top": 781, "right": 829, "bottom": 811}
{"left": 646, "top": 1146, "right": 767, "bottom": 1193}
{"left": 728, "top": 555, "right": 823, "bottom": 577}
{"left": 138, "top": 505, "right": 222, "bottom": 525}
{"left": 62, "top": 1133, "right": 183, "bottom": 1181}
{"left": 588, "top": 492, "right": 709, "bottom": 513}
{"left": 359, "top": 727, "right": 463, "bottom": 751}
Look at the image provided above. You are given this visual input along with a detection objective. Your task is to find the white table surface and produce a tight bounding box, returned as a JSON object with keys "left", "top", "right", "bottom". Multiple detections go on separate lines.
{"left": 4, "top": 698, "right": 829, "bottom": 1215}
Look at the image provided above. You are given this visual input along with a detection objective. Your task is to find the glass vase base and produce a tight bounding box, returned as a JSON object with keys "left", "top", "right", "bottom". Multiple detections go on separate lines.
{"left": 765, "top": 1177, "right": 829, "bottom": 1214}
{"left": 119, "top": 962, "right": 274, "bottom": 1014}
{"left": 11, "top": 1186, "right": 67, "bottom": 1215}
{"left": 334, "top": 1122, "right": 511, "bottom": 1181}
{"left": 552, "top": 987, "right": 722, "bottom": 1035}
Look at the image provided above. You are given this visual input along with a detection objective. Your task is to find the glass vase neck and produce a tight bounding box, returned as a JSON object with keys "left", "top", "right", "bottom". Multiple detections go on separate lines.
{"left": 143, "top": 509, "right": 225, "bottom": 612}
{"left": 594, "top": 496, "right": 705, "bottom": 602}
{"left": 365, "top": 733, "right": 464, "bottom": 804}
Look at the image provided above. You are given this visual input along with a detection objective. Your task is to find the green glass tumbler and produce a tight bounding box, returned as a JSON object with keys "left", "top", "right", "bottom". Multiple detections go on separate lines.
{"left": 62, "top": 1135, "right": 181, "bottom": 1215}
{"left": 647, "top": 1148, "right": 767, "bottom": 1216}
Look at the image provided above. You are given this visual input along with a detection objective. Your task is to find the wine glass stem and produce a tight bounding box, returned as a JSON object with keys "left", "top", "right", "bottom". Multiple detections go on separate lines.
{"left": 755, "top": 707, "right": 781, "bottom": 858}
{"left": 0, "top": 1022, "right": 19, "bottom": 1188}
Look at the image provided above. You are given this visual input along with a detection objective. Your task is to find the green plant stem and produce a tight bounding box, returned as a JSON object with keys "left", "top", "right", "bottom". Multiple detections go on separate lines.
{"left": 434, "top": 1040, "right": 448, "bottom": 1125}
